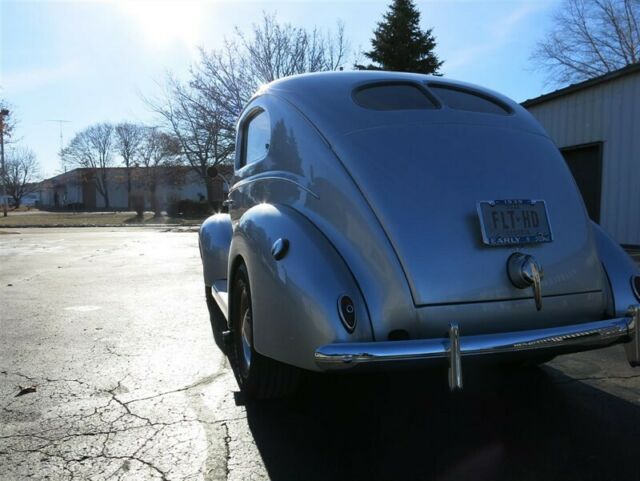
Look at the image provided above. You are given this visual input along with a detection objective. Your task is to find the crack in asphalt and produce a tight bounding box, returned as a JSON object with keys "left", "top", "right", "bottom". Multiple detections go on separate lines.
{"left": 0, "top": 367, "right": 234, "bottom": 480}
{"left": 123, "top": 373, "right": 225, "bottom": 406}
{"left": 220, "top": 422, "right": 231, "bottom": 481}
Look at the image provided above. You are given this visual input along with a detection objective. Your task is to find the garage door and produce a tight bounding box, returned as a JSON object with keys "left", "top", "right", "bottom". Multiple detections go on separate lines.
{"left": 561, "top": 143, "right": 602, "bottom": 223}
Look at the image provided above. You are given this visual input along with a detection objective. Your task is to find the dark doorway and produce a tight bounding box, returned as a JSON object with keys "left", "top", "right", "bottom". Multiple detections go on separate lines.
{"left": 561, "top": 143, "right": 603, "bottom": 223}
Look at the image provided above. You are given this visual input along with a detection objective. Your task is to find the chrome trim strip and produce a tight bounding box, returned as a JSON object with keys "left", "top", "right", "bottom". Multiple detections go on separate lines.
{"left": 229, "top": 174, "right": 319, "bottom": 199}
{"left": 315, "top": 317, "right": 635, "bottom": 367}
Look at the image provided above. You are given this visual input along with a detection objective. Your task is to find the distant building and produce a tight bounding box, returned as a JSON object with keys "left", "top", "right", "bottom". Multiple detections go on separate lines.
{"left": 38, "top": 166, "right": 231, "bottom": 210}
{"left": 1, "top": 191, "right": 39, "bottom": 207}
{"left": 523, "top": 62, "right": 640, "bottom": 246}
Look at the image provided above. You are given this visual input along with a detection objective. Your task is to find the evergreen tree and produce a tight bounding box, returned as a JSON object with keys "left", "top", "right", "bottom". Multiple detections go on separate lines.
{"left": 357, "top": 0, "right": 443, "bottom": 74}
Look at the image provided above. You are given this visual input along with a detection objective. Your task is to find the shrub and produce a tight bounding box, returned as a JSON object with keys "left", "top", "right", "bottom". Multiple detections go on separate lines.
{"left": 167, "top": 199, "right": 211, "bottom": 218}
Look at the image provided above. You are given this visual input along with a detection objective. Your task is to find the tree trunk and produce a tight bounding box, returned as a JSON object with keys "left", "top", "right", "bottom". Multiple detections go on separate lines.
{"left": 151, "top": 188, "right": 159, "bottom": 217}
{"left": 206, "top": 176, "right": 215, "bottom": 205}
{"left": 101, "top": 172, "right": 110, "bottom": 209}
{"left": 126, "top": 168, "right": 132, "bottom": 209}
{"left": 205, "top": 176, "right": 223, "bottom": 210}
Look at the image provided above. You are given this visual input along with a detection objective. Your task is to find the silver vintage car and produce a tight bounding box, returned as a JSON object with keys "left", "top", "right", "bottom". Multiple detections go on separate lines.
{"left": 199, "top": 71, "right": 640, "bottom": 398}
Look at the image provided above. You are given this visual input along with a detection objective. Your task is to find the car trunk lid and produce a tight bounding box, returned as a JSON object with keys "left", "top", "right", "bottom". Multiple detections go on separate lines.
{"left": 340, "top": 123, "right": 604, "bottom": 306}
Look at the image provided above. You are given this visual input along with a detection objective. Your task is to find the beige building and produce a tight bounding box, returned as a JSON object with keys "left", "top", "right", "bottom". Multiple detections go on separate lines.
{"left": 523, "top": 62, "right": 640, "bottom": 246}
{"left": 38, "top": 166, "right": 230, "bottom": 210}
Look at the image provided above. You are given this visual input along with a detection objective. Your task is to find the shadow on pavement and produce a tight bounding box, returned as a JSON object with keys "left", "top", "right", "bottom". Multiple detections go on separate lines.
{"left": 242, "top": 365, "right": 640, "bottom": 481}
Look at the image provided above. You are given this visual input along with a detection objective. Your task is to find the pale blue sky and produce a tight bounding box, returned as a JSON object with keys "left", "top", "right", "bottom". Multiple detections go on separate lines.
{"left": 1, "top": 0, "right": 559, "bottom": 177}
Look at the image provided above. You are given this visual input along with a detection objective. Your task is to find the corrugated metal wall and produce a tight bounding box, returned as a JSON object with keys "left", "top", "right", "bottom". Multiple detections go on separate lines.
{"left": 526, "top": 72, "right": 640, "bottom": 245}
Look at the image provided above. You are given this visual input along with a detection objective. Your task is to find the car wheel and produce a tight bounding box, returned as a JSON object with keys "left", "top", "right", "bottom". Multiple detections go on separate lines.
{"left": 205, "top": 286, "right": 229, "bottom": 353}
{"left": 231, "top": 263, "right": 300, "bottom": 399}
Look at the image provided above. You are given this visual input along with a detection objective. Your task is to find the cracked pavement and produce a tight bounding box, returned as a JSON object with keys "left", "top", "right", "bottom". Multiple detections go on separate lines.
{"left": 2, "top": 228, "right": 640, "bottom": 480}
{"left": 1, "top": 228, "right": 252, "bottom": 480}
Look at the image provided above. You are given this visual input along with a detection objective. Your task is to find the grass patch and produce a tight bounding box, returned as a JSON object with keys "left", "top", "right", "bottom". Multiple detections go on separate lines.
{"left": 0, "top": 211, "right": 206, "bottom": 227}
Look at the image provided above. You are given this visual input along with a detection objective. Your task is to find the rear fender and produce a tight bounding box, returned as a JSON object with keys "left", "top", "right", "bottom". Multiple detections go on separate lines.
{"left": 199, "top": 214, "right": 232, "bottom": 287}
{"left": 228, "top": 203, "right": 373, "bottom": 371}
{"left": 592, "top": 221, "right": 640, "bottom": 317}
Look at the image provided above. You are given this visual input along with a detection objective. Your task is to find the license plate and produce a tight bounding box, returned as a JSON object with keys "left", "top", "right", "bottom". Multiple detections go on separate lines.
{"left": 477, "top": 200, "right": 553, "bottom": 246}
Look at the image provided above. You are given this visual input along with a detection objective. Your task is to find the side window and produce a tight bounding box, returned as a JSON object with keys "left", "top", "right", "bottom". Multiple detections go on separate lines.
{"left": 241, "top": 110, "right": 271, "bottom": 167}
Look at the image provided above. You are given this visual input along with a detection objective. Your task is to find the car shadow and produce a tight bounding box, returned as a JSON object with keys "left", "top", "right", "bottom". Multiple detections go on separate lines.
{"left": 241, "top": 365, "right": 640, "bottom": 481}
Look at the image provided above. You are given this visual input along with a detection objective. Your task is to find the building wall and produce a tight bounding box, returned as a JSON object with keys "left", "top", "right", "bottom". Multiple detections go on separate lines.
{"left": 526, "top": 72, "right": 640, "bottom": 245}
{"left": 38, "top": 171, "right": 83, "bottom": 207}
{"left": 39, "top": 168, "right": 224, "bottom": 211}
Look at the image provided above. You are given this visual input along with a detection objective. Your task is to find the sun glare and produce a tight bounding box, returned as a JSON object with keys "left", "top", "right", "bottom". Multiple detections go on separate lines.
{"left": 116, "top": 1, "right": 207, "bottom": 50}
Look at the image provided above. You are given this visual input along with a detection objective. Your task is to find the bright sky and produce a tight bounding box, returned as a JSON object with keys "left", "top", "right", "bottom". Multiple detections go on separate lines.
{"left": 1, "top": 0, "right": 559, "bottom": 178}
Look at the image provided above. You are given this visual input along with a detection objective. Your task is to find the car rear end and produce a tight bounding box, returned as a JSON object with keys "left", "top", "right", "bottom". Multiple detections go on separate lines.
{"left": 270, "top": 72, "right": 640, "bottom": 387}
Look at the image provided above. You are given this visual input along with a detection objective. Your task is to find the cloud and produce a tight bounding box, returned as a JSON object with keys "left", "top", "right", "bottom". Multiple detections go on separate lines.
{"left": 2, "top": 63, "right": 80, "bottom": 94}
{"left": 445, "top": 2, "right": 553, "bottom": 71}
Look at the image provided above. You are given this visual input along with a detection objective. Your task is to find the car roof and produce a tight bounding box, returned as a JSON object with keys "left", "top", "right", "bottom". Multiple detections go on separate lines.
{"left": 254, "top": 71, "right": 546, "bottom": 139}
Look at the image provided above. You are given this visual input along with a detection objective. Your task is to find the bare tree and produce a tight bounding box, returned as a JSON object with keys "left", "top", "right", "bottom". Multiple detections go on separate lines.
{"left": 0, "top": 100, "right": 16, "bottom": 216}
{"left": 149, "top": 13, "right": 348, "bottom": 205}
{"left": 137, "top": 127, "right": 180, "bottom": 215}
{"left": 0, "top": 100, "right": 16, "bottom": 153}
{"left": 533, "top": 0, "right": 640, "bottom": 85}
{"left": 62, "top": 123, "right": 116, "bottom": 208}
{"left": 192, "top": 13, "right": 349, "bottom": 119}
{"left": 114, "top": 122, "right": 144, "bottom": 208}
{"left": 1, "top": 146, "right": 40, "bottom": 208}
{"left": 147, "top": 76, "right": 235, "bottom": 205}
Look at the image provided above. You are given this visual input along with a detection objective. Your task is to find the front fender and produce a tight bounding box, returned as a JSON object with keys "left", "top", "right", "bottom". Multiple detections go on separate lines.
{"left": 228, "top": 203, "right": 374, "bottom": 371}
{"left": 592, "top": 221, "right": 640, "bottom": 317}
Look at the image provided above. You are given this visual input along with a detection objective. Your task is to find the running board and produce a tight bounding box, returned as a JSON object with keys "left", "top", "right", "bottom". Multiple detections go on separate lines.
{"left": 211, "top": 279, "right": 229, "bottom": 321}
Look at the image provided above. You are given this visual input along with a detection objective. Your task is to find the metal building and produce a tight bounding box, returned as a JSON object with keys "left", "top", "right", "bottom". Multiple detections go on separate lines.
{"left": 522, "top": 62, "right": 640, "bottom": 247}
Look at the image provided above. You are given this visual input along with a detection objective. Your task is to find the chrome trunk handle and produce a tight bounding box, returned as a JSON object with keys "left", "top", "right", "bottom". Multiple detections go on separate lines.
{"left": 508, "top": 253, "right": 544, "bottom": 311}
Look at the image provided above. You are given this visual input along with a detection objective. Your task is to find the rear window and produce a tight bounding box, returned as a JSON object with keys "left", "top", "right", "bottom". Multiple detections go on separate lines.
{"left": 429, "top": 84, "right": 511, "bottom": 115}
{"left": 353, "top": 83, "right": 438, "bottom": 111}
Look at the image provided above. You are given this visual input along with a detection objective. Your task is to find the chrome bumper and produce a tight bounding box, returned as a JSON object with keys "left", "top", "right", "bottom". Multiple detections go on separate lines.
{"left": 316, "top": 307, "right": 640, "bottom": 379}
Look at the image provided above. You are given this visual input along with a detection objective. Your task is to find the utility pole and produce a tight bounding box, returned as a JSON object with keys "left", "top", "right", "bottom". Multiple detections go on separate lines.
{"left": 0, "top": 108, "right": 10, "bottom": 217}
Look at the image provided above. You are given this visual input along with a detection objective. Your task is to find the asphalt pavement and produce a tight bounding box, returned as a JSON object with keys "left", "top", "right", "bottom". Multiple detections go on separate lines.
{"left": 1, "top": 228, "right": 640, "bottom": 481}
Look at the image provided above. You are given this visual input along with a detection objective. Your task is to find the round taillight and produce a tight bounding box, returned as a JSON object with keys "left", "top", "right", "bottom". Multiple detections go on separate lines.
{"left": 632, "top": 276, "right": 640, "bottom": 301}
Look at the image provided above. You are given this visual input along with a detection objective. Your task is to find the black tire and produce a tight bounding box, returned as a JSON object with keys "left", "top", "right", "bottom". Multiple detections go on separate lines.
{"left": 230, "top": 263, "right": 300, "bottom": 399}
{"left": 205, "top": 286, "right": 229, "bottom": 353}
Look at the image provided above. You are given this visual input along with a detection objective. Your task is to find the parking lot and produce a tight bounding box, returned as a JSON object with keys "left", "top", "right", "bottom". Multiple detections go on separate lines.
{"left": 2, "top": 228, "right": 640, "bottom": 480}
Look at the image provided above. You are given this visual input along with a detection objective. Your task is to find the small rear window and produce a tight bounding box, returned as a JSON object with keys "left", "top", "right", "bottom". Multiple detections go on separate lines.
{"left": 429, "top": 84, "right": 511, "bottom": 115}
{"left": 353, "top": 83, "right": 438, "bottom": 111}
